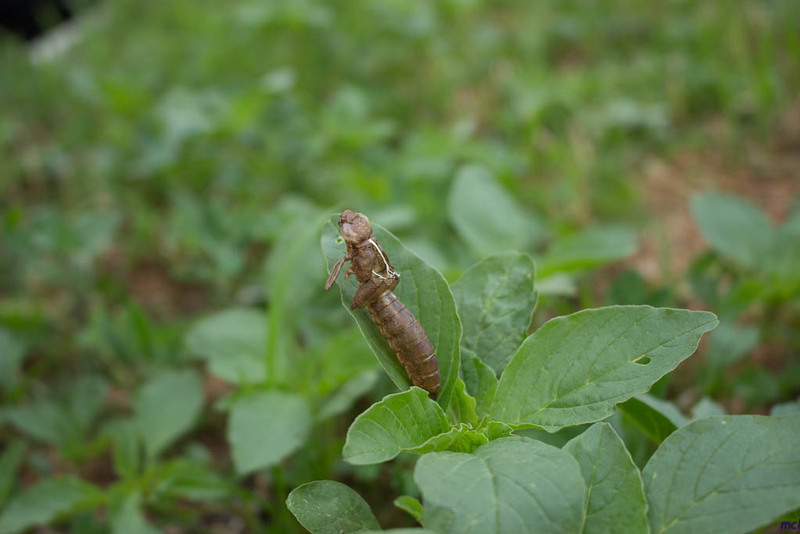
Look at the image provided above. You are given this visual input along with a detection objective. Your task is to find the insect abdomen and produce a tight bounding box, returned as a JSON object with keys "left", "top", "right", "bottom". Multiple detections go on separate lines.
{"left": 367, "top": 291, "right": 440, "bottom": 397}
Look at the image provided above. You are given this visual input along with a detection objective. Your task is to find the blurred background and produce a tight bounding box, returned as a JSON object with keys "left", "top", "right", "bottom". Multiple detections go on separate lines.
{"left": 0, "top": 0, "right": 799, "bottom": 532}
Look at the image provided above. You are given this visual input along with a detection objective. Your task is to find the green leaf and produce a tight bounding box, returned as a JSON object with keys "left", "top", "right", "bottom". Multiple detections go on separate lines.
{"left": 286, "top": 480, "right": 380, "bottom": 534}
{"left": 617, "top": 394, "right": 688, "bottom": 444}
{"left": 322, "top": 219, "right": 461, "bottom": 409}
{"left": 110, "top": 492, "right": 160, "bottom": 534}
{"left": 409, "top": 424, "right": 488, "bottom": 455}
{"left": 69, "top": 375, "right": 108, "bottom": 436}
{"left": 316, "top": 370, "right": 379, "bottom": 422}
{"left": 706, "top": 320, "right": 759, "bottom": 370}
{"left": 343, "top": 388, "right": 450, "bottom": 465}
{"left": 691, "top": 397, "right": 726, "bottom": 419}
{"left": 0, "top": 477, "right": 102, "bottom": 534}
{"left": 644, "top": 414, "right": 800, "bottom": 534}
{"left": 691, "top": 192, "right": 773, "bottom": 270}
{"left": 449, "top": 378, "right": 478, "bottom": 426}
{"left": 563, "top": 423, "right": 648, "bottom": 534}
{"left": 538, "top": 225, "right": 637, "bottom": 278}
{"left": 491, "top": 306, "right": 718, "bottom": 431}
{"left": 184, "top": 308, "right": 267, "bottom": 384}
{"left": 228, "top": 390, "right": 311, "bottom": 474}
{"left": 394, "top": 495, "right": 423, "bottom": 522}
{"left": 447, "top": 165, "right": 542, "bottom": 256}
{"left": 0, "top": 328, "right": 25, "bottom": 392}
{"left": 452, "top": 252, "right": 536, "bottom": 373}
{"left": 414, "top": 437, "right": 585, "bottom": 533}
{"left": 0, "top": 441, "right": 25, "bottom": 507}
{"left": 771, "top": 398, "right": 800, "bottom": 416}
{"left": 135, "top": 369, "right": 203, "bottom": 459}
{"left": 461, "top": 354, "right": 497, "bottom": 418}
{"left": 101, "top": 418, "right": 141, "bottom": 479}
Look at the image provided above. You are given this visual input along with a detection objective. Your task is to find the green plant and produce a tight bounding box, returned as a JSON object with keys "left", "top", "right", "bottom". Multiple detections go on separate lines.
{"left": 286, "top": 222, "right": 800, "bottom": 534}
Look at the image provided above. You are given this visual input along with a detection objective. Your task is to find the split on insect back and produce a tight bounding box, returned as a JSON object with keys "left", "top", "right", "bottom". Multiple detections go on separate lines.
{"left": 321, "top": 210, "right": 461, "bottom": 407}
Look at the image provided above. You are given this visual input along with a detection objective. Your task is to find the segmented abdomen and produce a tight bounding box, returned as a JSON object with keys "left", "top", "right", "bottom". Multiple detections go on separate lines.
{"left": 367, "top": 291, "right": 440, "bottom": 397}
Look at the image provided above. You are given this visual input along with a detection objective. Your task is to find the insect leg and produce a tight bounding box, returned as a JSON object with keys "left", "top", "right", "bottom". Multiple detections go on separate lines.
{"left": 324, "top": 253, "right": 350, "bottom": 291}
{"left": 350, "top": 276, "right": 398, "bottom": 309}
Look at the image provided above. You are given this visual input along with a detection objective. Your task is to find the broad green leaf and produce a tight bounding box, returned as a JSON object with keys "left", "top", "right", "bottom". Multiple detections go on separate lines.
{"left": 452, "top": 252, "right": 536, "bottom": 372}
{"left": 184, "top": 308, "right": 267, "bottom": 384}
{"left": 706, "top": 321, "right": 758, "bottom": 370}
{"left": 0, "top": 477, "right": 102, "bottom": 534}
{"left": 322, "top": 219, "right": 461, "bottom": 408}
{"left": 363, "top": 531, "right": 439, "bottom": 534}
{"left": 228, "top": 390, "right": 311, "bottom": 474}
{"left": 691, "top": 192, "right": 773, "bottom": 271}
{"left": 0, "top": 441, "right": 25, "bottom": 506}
{"left": 461, "top": 354, "right": 497, "bottom": 418}
{"left": 286, "top": 480, "right": 380, "bottom": 534}
{"left": 617, "top": 394, "right": 687, "bottom": 444}
{"left": 156, "top": 459, "right": 234, "bottom": 502}
{"left": 394, "top": 495, "right": 423, "bottom": 522}
{"left": 414, "top": 437, "right": 585, "bottom": 534}
{"left": 298, "top": 328, "right": 378, "bottom": 399}
{"left": 110, "top": 492, "right": 159, "bottom": 534}
{"left": 491, "top": 306, "right": 718, "bottom": 431}
{"left": 135, "top": 369, "right": 203, "bottom": 459}
{"left": 0, "top": 328, "right": 25, "bottom": 392}
{"left": 644, "top": 415, "right": 800, "bottom": 534}
{"left": 447, "top": 165, "right": 542, "bottom": 256}
{"left": 343, "top": 388, "right": 450, "bottom": 465}
{"left": 538, "top": 225, "right": 637, "bottom": 278}
{"left": 564, "top": 423, "right": 647, "bottom": 534}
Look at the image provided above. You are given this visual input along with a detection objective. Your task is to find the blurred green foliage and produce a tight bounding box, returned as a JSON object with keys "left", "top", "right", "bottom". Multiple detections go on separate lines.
{"left": 1, "top": 0, "right": 799, "bottom": 531}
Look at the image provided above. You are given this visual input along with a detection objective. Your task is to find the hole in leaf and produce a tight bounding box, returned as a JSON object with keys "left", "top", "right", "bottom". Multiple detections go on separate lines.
{"left": 335, "top": 236, "right": 344, "bottom": 244}
{"left": 633, "top": 355, "right": 651, "bottom": 365}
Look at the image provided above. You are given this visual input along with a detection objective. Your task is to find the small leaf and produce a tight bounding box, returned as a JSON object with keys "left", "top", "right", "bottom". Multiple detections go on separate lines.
{"left": 0, "top": 441, "right": 25, "bottom": 507}
{"left": 409, "top": 424, "right": 488, "bottom": 455}
{"left": 491, "top": 306, "right": 718, "bottom": 431}
{"left": 617, "top": 394, "right": 688, "bottom": 444}
{"left": 452, "top": 252, "right": 536, "bottom": 372}
{"left": 394, "top": 495, "right": 423, "bottom": 522}
{"left": 101, "top": 418, "right": 141, "bottom": 479}
{"left": 538, "top": 225, "right": 637, "bottom": 277}
{"left": 691, "top": 397, "right": 726, "bottom": 419}
{"left": 0, "top": 328, "right": 25, "bottom": 392}
{"left": 564, "top": 423, "right": 648, "bottom": 534}
{"left": 322, "top": 219, "right": 461, "bottom": 408}
{"left": 449, "top": 378, "right": 478, "bottom": 426}
{"left": 184, "top": 308, "right": 267, "bottom": 384}
{"left": 343, "top": 388, "right": 450, "bottom": 465}
{"left": 0, "top": 477, "right": 102, "bottom": 534}
{"left": 691, "top": 192, "right": 773, "bottom": 270}
{"left": 316, "top": 370, "right": 379, "bottom": 422}
{"left": 110, "top": 492, "right": 159, "bottom": 534}
{"left": 771, "top": 398, "right": 800, "bottom": 416}
{"left": 414, "top": 437, "right": 585, "bottom": 534}
{"left": 286, "top": 480, "right": 380, "bottom": 534}
{"left": 644, "top": 414, "right": 800, "bottom": 534}
{"left": 461, "top": 354, "right": 497, "bottom": 418}
{"left": 228, "top": 390, "right": 311, "bottom": 474}
{"left": 447, "top": 165, "right": 542, "bottom": 256}
{"left": 706, "top": 320, "right": 759, "bottom": 370}
{"left": 135, "top": 369, "right": 203, "bottom": 460}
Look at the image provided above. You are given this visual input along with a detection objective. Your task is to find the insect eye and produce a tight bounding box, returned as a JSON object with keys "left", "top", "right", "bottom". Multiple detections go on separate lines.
{"left": 335, "top": 236, "right": 344, "bottom": 244}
